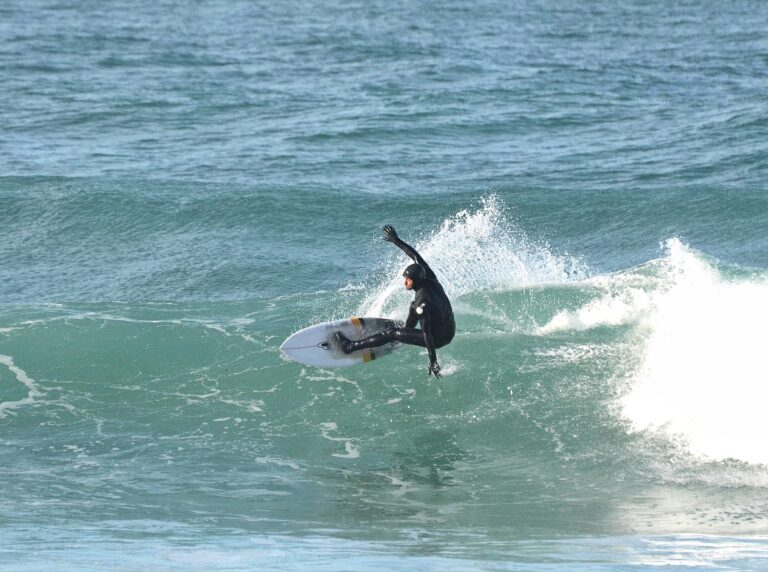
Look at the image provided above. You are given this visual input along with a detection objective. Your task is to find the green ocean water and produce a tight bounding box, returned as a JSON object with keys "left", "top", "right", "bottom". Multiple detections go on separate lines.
{"left": 2, "top": 1, "right": 768, "bottom": 569}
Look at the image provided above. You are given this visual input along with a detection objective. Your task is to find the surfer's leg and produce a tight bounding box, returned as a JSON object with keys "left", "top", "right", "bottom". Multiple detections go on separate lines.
{"left": 334, "top": 328, "right": 425, "bottom": 354}
{"left": 387, "top": 327, "right": 427, "bottom": 347}
{"left": 334, "top": 331, "right": 394, "bottom": 354}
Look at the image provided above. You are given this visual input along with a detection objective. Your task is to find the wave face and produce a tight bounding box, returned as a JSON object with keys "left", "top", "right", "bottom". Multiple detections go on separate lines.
{"left": 2, "top": 195, "right": 768, "bottom": 570}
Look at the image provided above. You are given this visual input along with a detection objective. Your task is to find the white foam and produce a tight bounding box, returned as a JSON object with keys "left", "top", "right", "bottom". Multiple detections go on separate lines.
{"left": 319, "top": 421, "right": 360, "bottom": 459}
{"left": 437, "top": 359, "right": 460, "bottom": 376}
{"left": 537, "top": 263, "right": 667, "bottom": 335}
{"left": 255, "top": 456, "right": 302, "bottom": 471}
{"left": 533, "top": 343, "right": 617, "bottom": 365}
{"left": 620, "top": 239, "right": 768, "bottom": 465}
{"left": 332, "top": 441, "right": 360, "bottom": 459}
{"left": 360, "top": 194, "right": 585, "bottom": 316}
{"left": 538, "top": 288, "right": 654, "bottom": 334}
{"left": 0, "top": 355, "right": 43, "bottom": 418}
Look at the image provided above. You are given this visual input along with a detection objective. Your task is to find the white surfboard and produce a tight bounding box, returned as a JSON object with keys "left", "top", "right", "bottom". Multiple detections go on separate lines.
{"left": 280, "top": 317, "right": 403, "bottom": 367}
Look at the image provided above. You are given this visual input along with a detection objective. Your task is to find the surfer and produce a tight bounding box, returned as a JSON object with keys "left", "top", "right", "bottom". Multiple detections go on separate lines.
{"left": 334, "top": 225, "right": 455, "bottom": 378}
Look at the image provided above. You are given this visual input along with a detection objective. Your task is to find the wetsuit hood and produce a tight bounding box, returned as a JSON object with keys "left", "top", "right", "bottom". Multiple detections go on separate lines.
{"left": 403, "top": 263, "right": 426, "bottom": 288}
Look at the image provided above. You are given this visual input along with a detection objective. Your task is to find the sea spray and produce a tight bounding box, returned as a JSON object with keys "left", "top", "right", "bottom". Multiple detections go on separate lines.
{"left": 360, "top": 195, "right": 586, "bottom": 317}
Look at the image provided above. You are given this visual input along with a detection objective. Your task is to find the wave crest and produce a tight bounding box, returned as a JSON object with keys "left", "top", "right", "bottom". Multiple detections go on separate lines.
{"left": 620, "top": 240, "right": 768, "bottom": 465}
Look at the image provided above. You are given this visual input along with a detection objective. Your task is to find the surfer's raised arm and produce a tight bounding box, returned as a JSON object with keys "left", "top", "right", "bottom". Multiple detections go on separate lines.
{"left": 382, "top": 225, "right": 437, "bottom": 280}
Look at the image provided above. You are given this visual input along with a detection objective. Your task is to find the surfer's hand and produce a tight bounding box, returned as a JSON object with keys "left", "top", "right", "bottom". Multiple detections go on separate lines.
{"left": 382, "top": 225, "right": 399, "bottom": 243}
{"left": 428, "top": 361, "right": 442, "bottom": 378}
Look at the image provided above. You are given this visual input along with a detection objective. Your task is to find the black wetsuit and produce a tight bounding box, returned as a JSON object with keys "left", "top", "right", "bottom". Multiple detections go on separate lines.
{"left": 341, "top": 235, "right": 455, "bottom": 366}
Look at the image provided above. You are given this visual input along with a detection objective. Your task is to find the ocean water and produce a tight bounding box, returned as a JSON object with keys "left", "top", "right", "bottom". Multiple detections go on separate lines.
{"left": 2, "top": 0, "right": 768, "bottom": 569}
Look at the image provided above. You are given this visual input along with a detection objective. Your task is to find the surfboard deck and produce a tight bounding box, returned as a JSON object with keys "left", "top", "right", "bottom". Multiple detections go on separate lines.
{"left": 280, "top": 317, "right": 403, "bottom": 367}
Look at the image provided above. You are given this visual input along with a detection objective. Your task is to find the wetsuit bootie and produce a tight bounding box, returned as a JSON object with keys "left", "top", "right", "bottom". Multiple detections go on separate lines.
{"left": 333, "top": 331, "right": 355, "bottom": 354}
